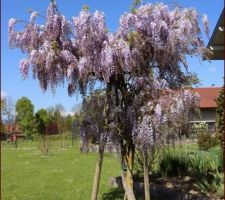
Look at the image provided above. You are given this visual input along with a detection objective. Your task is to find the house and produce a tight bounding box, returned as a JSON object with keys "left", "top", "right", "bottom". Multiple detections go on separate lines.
{"left": 205, "top": 8, "right": 224, "bottom": 60}
{"left": 3, "top": 122, "right": 26, "bottom": 141}
{"left": 4, "top": 122, "right": 21, "bottom": 133}
{"left": 200, "top": 8, "right": 224, "bottom": 133}
{"left": 190, "top": 87, "right": 222, "bottom": 133}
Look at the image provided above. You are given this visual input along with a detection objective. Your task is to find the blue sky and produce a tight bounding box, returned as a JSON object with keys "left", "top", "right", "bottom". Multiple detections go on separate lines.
{"left": 1, "top": 0, "right": 224, "bottom": 113}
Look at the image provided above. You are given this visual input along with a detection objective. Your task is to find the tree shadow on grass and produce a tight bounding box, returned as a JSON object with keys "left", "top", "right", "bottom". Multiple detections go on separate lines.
{"left": 102, "top": 188, "right": 124, "bottom": 200}
{"left": 101, "top": 188, "right": 143, "bottom": 200}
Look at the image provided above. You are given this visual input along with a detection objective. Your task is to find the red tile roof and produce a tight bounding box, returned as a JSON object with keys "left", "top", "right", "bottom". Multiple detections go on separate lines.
{"left": 192, "top": 87, "right": 222, "bottom": 108}
{"left": 4, "top": 123, "right": 21, "bottom": 133}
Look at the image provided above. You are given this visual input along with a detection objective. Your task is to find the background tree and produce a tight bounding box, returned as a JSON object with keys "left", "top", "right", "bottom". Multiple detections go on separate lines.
{"left": 54, "top": 104, "right": 65, "bottom": 148}
{"left": 216, "top": 87, "right": 224, "bottom": 149}
{"left": 1, "top": 98, "right": 6, "bottom": 132}
{"left": 46, "top": 122, "right": 59, "bottom": 135}
{"left": 1, "top": 96, "right": 16, "bottom": 133}
{"left": 71, "top": 103, "right": 82, "bottom": 114}
{"left": 34, "top": 108, "right": 51, "bottom": 153}
{"left": 15, "top": 97, "right": 34, "bottom": 136}
{"left": 65, "top": 114, "right": 73, "bottom": 133}
{"left": 71, "top": 111, "right": 83, "bottom": 146}
{"left": 35, "top": 108, "right": 51, "bottom": 135}
{"left": 46, "top": 106, "right": 59, "bottom": 136}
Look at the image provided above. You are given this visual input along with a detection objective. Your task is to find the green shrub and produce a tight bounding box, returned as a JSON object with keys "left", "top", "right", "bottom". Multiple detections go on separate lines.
{"left": 188, "top": 150, "right": 217, "bottom": 175}
{"left": 188, "top": 147, "right": 224, "bottom": 195}
{"left": 197, "top": 133, "right": 219, "bottom": 151}
{"left": 133, "top": 149, "right": 160, "bottom": 177}
{"left": 158, "top": 148, "right": 189, "bottom": 177}
{"left": 216, "top": 182, "right": 224, "bottom": 199}
{"left": 216, "top": 87, "right": 224, "bottom": 149}
{"left": 194, "top": 172, "right": 224, "bottom": 195}
{"left": 192, "top": 122, "right": 208, "bottom": 136}
{"left": 135, "top": 145, "right": 223, "bottom": 197}
{"left": 156, "top": 146, "right": 223, "bottom": 196}
{"left": 208, "top": 146, "right": 224, "bottom": 171}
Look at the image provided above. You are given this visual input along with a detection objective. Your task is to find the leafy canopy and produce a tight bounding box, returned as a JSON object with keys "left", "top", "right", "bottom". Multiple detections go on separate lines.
{"left": 15, "top": 97, "right": 34, "bottom": 135}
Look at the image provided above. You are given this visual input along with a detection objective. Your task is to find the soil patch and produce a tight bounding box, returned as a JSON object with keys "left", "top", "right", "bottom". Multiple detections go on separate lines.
{"left": 108, "top": 176, "right": 221, "bottom": 200}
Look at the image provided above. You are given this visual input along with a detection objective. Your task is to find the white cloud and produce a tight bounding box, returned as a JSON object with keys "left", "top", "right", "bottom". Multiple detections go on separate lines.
{"left": 1, "top": 91, "right": 7, "bottom": 98}
{"left": 209, "top": 67, "right": 216, "bottom": 72}
{"left": 61, "top": 111, "right": 74, "bottom": 117}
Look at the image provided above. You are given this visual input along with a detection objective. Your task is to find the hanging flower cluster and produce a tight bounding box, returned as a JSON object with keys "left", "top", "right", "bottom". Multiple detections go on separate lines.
{"left": 9, "top": 2, "right": 209, "bottom": 94}
{"left": 9, "top": 2, "right": 76, "bottom": 92}
{"left": 117, "top": 3, "right": 209, "bottom": 73}
{"left": 79, "top": 90, "right": 122, "bottom": 152}
{"left": 133, "top": 88, "right": 200, "bottom": 151}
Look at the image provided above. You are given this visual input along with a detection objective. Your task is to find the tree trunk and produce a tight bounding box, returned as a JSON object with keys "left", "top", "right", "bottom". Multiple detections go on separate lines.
{"left": 143, "top": 151, "right": 150, "bottom": 200}
{"left": 59, "top": 132, "right": 61, "bottom": 148}
{"left": 121, "top": 142, "right": 136, "bottom": 200}
{"left": 71, "top": 134, "right": 74, "bottom": 147}
{"left": 62, "top": 131, "right": 65, "bottom": 149}
{"left": 91, "top": 143, "right": 104, "bottom": 200}
{"left": 43, "top": 134, "right": 46, "bottom": 149}
{"left": 15, "top": 136, "right": 17, "bottom": 149}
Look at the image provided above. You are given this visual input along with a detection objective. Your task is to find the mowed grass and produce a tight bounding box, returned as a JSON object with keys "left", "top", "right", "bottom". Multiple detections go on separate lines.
{"left": 1, "top": 140, "right": 121, "bottom": 200}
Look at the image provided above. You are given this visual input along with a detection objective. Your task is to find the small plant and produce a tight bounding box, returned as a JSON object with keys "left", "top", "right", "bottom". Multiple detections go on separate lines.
{"left": 208, "top": 146, "right": 224, "bottom": 171}
{"left": 192, "top": 122, "right": 208, "bottom": 136}
{"left": 39, "top": 134, "right": 51, "bottom": 156}
{"left": 156, "top": 145, "right": 224, "bottom": 198}
{"left": 189, "top": 147, "right": 224, "bottom": 196}
{"left": 133, "top": 148, "right": 160, "bottom": 177}
{"left": 216, "top": 182, "right": 224, "bottom": 199}
{"left": 194, "top": 172, "right": 224, "bottom": 195}
{"left": 191, "top": 122, "right": 219, "bottom": 151}
{"left": 197, "top": 133, "right": 219, "bottom": 151}
{"left": 216, "top": 86, "right": 224, "bottom": 149}
{"left": 158, "top": 148, "right": 189, "bottom": 177}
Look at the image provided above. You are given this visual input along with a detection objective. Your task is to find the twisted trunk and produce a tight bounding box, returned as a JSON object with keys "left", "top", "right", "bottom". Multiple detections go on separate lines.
{"left": 113, "top": 74, "right": 136, "bottom": 200}
{"left": 121, "top": 142, "right": 136, "bottom": 200}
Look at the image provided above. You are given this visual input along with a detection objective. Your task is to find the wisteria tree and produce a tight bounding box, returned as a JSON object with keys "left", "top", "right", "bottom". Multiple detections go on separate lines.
{"left": 9, "top": 1, "right": 209, "bottom": 199}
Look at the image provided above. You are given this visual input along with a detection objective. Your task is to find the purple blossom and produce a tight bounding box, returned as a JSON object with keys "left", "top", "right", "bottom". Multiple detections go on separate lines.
{"left": 134, "top": 115, "right": 155, "bottom": 150}
{"left": 61, "top": 50, "right": 77, "bottom": 65}
{"left": 8, "top": 18, "right": 16, "bottom": 31}
{"left": 100, "top": 41, "right": 114, "bottom": 81}
{"left": 77, "top": 57, "right": 87, "bottom": 77}
{"left": 67, "top": 65, "right": 75, "bottom": 80}
{"left": 30, "top": 11, "right": 38, "bottom": 24}
{"left": 19, "top": 59, "right": 30, "bottom": 79}
{"left": 154, "top": 104, "right": 162, "bottom": 120}
{"left": 46, "top": 51, "right": 55, "bottom": 69}
{"left": 8, "top": 18, "right": 16, "bottom": 48}
{"left": 202, "top": 14, "right": 209, "bottom": 37}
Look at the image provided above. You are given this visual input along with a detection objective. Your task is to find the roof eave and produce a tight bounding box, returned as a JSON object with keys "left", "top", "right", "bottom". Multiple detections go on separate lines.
{"left": 203, "top": 8, "right": 224, "bottom": 60}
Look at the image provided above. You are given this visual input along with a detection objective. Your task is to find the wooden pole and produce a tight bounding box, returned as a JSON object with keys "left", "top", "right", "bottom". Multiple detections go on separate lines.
{"left": 91, "top": 144, "right": 104, "bottom": 200}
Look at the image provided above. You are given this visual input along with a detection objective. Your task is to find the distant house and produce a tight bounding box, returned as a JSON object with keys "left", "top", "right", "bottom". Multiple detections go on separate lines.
{"left": 4, "top": 122, "right": 21, "bottom": 133}
{"left": 190, "top": 87, "right": 221, "bottom": 133}
{"left": 3, "top": 122, "right": 27, "bottom": 140}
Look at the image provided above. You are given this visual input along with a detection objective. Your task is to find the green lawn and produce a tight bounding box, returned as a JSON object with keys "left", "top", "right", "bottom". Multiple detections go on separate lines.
{"left": 2, "top": 140, "right": 222, "bottom": 200}
{"left": 1, "top": 141, "right": 121, "bottom": 200}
